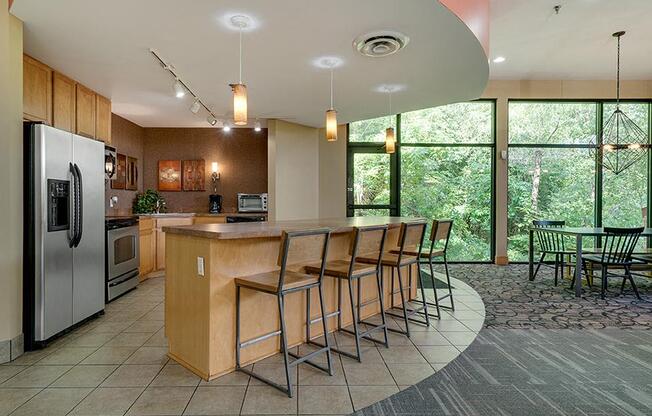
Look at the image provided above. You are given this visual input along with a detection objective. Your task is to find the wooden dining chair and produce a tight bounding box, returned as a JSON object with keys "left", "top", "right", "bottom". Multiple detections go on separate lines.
{"left": 580, "top": 227, "right": 644, "bottom": 299}
{"left": 532, "top": 220, "right": 575, "bottom": 286}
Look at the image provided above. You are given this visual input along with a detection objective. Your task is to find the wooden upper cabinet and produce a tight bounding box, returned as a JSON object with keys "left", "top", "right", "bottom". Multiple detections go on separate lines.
{"left": 52, "top": 72, "right": 76, "bottom": 132}
{"left": 75, "top": 84, "right": 96, "bottom": 138}
{"left": 95, "top": 94, "right": 112, "bottom": 143}
{"left": 23, "top": 55, "right": 52, "bottom": 124}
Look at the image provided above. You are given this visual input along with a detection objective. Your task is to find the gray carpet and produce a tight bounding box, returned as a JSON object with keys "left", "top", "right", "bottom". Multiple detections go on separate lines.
{"left": 353, "top": 265, "right": 652, "bottom": 416}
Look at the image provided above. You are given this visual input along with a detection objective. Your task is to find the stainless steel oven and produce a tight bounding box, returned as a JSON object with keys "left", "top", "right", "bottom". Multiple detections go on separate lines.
{"left": 105, "top": 217, "right": 139, "bottom": 301}
{"left": 237, "top": 193, "right": 268, "bottom": 213}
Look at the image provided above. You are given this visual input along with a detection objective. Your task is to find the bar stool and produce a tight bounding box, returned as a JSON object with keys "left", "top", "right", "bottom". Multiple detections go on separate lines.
{"left": 357, "top": 221, "right": 430, "bottom": 338}
{"left": 393, "top": 219, "right": 455, "bottom": 319}
{"left": 234, "top": 228, "right": 333, "bottom": 398}
{"left": 304, "top": 225, "right": 390, "bottom": 362}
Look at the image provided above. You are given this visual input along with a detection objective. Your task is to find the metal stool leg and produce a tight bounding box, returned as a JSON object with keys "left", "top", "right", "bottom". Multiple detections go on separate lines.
{"left": 416, "top": 263, "right": 431, "bottom": 326}
{"left": 278, "top": 294, "right": 293, "bottom": 397}
{"left": 428, "top": 258, "right": 442, "bottom": 318}
{"left": 235, "top": 285, "right": 241, "bottom": 369}
{"left": 441, "top": 253, "right": 455, "bottom": 311}
{"left": 347, "top": 278, "right": 362, "bottom": 362}
{"left": 396, "top": 266, "right": 411, "bottom": 338}
{"left": 317, "top": 285, "right": 334, "bottom": 375}
{"left": 376, "top": 270, "right": 390, "bottom": 348}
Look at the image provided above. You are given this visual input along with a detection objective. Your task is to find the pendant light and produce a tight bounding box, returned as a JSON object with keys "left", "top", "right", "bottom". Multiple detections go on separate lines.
{"left": 325, "top": 66, "right": 338, "bottom": 142}
{"left": 384, "top": 87, "right": 396, "bottom": 154}
{"left": 595, "top": 31, "right": 650, "bottom": 175}
{"left": 230, "top": 16, "right": 249, "bottom": 126}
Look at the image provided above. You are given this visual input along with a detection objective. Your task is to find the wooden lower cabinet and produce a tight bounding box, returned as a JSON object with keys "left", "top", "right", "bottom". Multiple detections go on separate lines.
{"left": 139, "top": 218, "right": 156, "bottom": 279}
{"left": 155, "top": 217, "right": 194, "bottom": 271}
{"left": 139, "top": 216, "right": 229, "bottom": 275}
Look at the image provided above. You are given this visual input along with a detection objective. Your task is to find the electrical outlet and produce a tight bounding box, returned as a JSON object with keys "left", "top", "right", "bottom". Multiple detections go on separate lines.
{"left": 197, "top": 257, "right": 205, "bottom": 277}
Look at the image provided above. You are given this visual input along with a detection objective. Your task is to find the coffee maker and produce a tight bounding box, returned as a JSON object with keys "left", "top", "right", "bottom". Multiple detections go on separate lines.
{"left": 209, "top": 194, "right": 222, "bottom": 214}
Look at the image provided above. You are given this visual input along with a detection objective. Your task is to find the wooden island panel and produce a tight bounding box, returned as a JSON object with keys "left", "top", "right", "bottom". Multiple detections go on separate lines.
{"left": 164, "top": 217, "right": 421, "bottom": 380}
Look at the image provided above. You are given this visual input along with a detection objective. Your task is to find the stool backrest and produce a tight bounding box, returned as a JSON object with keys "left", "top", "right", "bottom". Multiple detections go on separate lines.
{"left": 349, "top": 224, "right": 388, "bottom": 275}
{"left": 429, "top": 219, "right": 453, "bottom": 254}
{"left": 532, "top": 220, "right": 565, "bottom": 253}
{"left": 600, "top": 227, "right": 643, "bottom": 264}
{"left": 396, "top": 221, "right": 427, "bottom": 261}
{"left": 277, "top": 228, "right": 331, "bottom": 293}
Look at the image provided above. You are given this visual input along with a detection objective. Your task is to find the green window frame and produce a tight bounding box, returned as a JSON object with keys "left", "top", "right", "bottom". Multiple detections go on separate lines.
{"left": 347, "top": 99, "right": 497, "bottom": 263}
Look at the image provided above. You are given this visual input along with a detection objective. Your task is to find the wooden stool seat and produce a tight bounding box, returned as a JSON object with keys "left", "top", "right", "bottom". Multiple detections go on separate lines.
{"left": 390, "top": 248, "right": 444, "bottom": 259}
{"left": 304, "top": 259, "right": 376, "bottom": 279}
{"left": 235, "top": 271, "right": 318, "bottom": 293}
{"left": 357, "top": 252, "right": 418, "bottom": 267}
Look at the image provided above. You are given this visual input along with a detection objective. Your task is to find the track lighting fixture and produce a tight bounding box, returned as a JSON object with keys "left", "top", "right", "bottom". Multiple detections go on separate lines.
{"left": 223, "top": 121, "right": 232, "bottom": 132}
{"left": 190, "top": 98, "right": 201, "bottom": 114}
{"left": 150, "top": 49, "right": 223, "bottom": 127}
{"left": 254, "top": 120, "right": 262, "bottom": 132}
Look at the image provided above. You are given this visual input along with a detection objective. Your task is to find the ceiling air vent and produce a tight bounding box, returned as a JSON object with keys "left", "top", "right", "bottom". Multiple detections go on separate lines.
{"left": 354, "top": 31, "right": 410, "bottom": 58}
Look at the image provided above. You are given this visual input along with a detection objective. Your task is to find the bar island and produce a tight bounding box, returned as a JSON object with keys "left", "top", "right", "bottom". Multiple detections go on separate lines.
{"left": 163, "top": 217, "right": 421, "bottom": 380}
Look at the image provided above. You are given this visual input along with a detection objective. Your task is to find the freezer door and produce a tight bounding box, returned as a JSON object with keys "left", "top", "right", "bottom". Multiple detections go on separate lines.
{"left": 34, "top": 124, "right": 74, "bottom": 340}
{"left": 72, "top": 134, "right": 105, "bottom": 324}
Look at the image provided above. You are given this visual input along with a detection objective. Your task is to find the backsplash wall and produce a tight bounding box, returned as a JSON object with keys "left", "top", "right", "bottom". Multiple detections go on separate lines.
{"left": 142, "top": 127, "right": 268, "bottom": 213}
{"left": 105, "top": 114, "right": 144, "bottom": 216}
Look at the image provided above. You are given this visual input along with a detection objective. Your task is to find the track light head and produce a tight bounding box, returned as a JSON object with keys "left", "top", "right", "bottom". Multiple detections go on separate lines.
{"left": 174, "top": 79, "right": 186, "bottom": 98}
{"left": 190, "top": 98, "right": 201, "bottom": 114}
{"left": 207, "top": 115, "right": 217, "bottom": 126}
{"left": 254, "top": 120, "right": 262, "bottom": 132}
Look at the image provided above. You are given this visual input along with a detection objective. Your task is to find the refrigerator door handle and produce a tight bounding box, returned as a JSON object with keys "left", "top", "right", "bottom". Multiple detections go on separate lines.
{"left": 68, "top": 162, "right": 76, "bottom": 248}
{"left": 73, "top": 163, "right": 83, "bottom": 247}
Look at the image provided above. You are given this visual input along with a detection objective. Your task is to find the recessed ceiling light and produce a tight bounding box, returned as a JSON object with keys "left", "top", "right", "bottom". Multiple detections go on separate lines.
{"left": 493, "top": 56, "right": 506, "bottom": 63}
{"left": 312, "top": 56, "right": 344, "bottom": 69}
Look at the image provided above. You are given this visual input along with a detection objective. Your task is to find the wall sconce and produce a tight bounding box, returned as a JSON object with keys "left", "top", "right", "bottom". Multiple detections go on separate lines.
{"left": 105, "top": 146, "right": 117, "bottom": 179}
{"left": 211, "top": 162, "right": 220, "bottom": 191}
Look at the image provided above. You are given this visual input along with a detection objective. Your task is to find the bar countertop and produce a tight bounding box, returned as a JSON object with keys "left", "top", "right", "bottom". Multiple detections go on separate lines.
{"left": 162, "top": 216, "right": 425, "bottom": 240}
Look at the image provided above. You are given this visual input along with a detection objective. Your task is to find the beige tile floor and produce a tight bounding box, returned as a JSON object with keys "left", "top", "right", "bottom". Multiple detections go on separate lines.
{"left": 0, "top": 274, "right": 485, "bottom": 416}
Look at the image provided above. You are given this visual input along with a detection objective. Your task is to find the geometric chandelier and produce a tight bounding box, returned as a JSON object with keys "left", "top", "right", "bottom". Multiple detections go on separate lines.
{"left": 595, "top": 31, "right": 650, "bottom": 175}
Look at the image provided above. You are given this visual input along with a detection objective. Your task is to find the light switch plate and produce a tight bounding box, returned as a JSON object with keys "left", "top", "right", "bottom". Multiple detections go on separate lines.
{"left": 197, "top": 257, "right": 205, "bottom": 277}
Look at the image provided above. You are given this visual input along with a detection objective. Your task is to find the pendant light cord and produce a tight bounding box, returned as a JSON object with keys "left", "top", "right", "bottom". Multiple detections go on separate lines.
{"left": 616, "top": 33, "right": 621, "bottom": 109}
{"left": 239, "top": 27, "right": 243, "bottom": 84}
{"left": 388, "top": 90, "right": 393, "bottom": 115}
{"left": 330, "top": 68, "right": 334, "bottom": 110}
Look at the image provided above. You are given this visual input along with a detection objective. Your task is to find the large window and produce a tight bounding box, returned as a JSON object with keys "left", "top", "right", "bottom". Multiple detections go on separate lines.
{"left": 348, "top": 101, "right": 495, "bottom": 262}
{"left": 508, "top": 101, "right": 652, "bottom": 260}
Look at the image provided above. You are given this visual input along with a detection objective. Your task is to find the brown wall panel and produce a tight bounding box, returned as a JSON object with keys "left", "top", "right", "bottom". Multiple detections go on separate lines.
{"left": 143, "top": 128, "right": 268, "bottom": 213}
{"left": 105, "top": 114, "right": 145, "bottom": 215}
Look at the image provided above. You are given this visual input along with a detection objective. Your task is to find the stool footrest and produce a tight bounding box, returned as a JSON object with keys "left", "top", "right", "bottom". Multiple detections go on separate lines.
{"left": 240, "top": 330, "right": 282, "bottom": 349}
{"left": 385, "top": 310, "right": 430, "bottom": 327}
{"left": 287, "top": 346, "right": 332, "bottom": 374}
{"left": 309, "top": 310, "right": 340, "bottom": 325}
{"left": 237, "top": 367, "right": 291, "bottom": 397}
{"left": 358, "top": 297, "right": 381, "bottom": 308}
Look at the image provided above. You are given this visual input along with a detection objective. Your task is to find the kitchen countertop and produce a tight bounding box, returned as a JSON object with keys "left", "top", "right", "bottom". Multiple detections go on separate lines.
{"left": 162, "top": 216, "right": 424, "bottom": 240}
{"left": 138, "top": 212, "right": 267, "bottom": 218}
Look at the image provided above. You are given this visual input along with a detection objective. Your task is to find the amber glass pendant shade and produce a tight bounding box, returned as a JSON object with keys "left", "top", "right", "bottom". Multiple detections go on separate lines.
{"left": 326, "top": 109, "right": 338, "bottom": 142}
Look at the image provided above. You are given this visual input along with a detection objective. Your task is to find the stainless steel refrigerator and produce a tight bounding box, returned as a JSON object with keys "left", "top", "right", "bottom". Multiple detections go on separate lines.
{"left": 24, "top": 123, "right": 105, "bottom": 349}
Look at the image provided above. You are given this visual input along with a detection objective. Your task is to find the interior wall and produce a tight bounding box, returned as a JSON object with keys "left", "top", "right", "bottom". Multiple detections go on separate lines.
{"left": 105, "top": 114, "right": 145, "bottom": 216}
{"left": 142, "top": 127, "right": 268, "bottom": 213}
{"left": 482, "top": 79, "right": 652, "bottom": 264}
{"left": 318, "top": 125, "right": 347, "bottom": 218}
{"left": 267, "top": 120, "right": 320, "bottom": 221}
{"left": 0, "top": 5, "right": 24, "bottom": 359}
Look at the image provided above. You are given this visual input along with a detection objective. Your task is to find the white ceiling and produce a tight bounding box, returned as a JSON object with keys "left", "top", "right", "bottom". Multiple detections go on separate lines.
{"left": 489, "top": 0, "right": 652, "bottom": 80}
{"left": 12, "top": 0, "right": 488, "bottom": 128}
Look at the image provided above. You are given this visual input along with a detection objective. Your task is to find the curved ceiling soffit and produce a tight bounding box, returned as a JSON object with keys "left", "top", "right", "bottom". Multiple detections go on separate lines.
{"left": 439, "top": 0, "right": 490, "bottom": 56}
